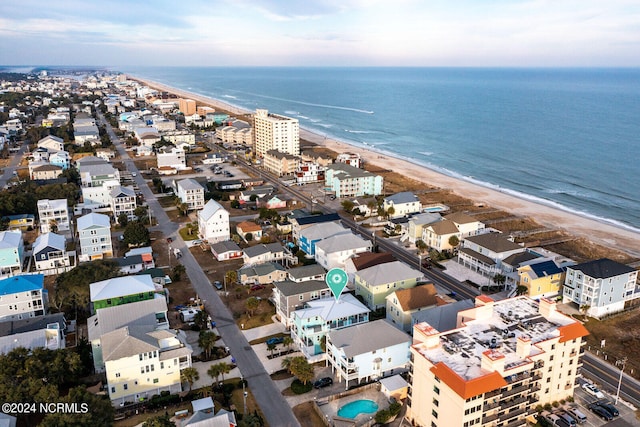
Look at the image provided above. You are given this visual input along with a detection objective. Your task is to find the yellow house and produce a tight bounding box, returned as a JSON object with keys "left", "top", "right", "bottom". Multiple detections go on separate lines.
{"left": 102, "top": 326, "right": 192, "bottom": 405}
{"left": 518, "top": 260, "right": 566, "bottom": 298}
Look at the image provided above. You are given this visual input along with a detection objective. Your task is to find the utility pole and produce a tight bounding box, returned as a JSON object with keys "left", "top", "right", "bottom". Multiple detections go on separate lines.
{"left": 615, "top": 356, "right": 627, "bottom": 405}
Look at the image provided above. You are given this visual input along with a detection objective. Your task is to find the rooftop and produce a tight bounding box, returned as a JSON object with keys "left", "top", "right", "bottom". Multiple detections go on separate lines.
{"left": 385, "top": 191, "right": 419, "bottom": 205}
{"left": 464, "top": 232, "right": 523, "bottom": 253}
{"left": 0, "top": 274, "right": 44, "bottom": 296}
{"left": 210, "top": 240, "right": 241, "bottom": 254}
{"left": 412, "top": 296, "right": 588, "bottom": 385}
{"left": 328, "top": 319, "right": 411, "bottom": 358}
{"left": 350, "top": 252, "right": 396, "bottom": 271}
{"left": 356, "top": 260, "right": 422, "bottom": 286}
{"left": 570, "top": 258, "right": 636, "bottom": 279}
{"left": 287, "top": 264, "right": 327, "bottom": 280}
{"left": 178, "top": 178, "right": 204, "bottom": 191}
{"left": 274, "top": 280, "right": 329, "bottom": 297}
{"left": 391, "top": 283, "right": 440, "bottom": 311}
{"left": 294, "top": 293, "right": 370, "bottom": 322}
{"left": 315, "top": 233, "right": 371, "bottom": 254}
{"left": 89, "top": 274, "right": 156, "bottom": 302}
{"left": 77, "top": 212, "right": 111, "bottom": 230}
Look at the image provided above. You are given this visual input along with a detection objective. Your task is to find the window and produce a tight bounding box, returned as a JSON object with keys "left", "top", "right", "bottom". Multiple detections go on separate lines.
{"left": 153, "top": 378, "right": 159, "bottom": 384}
{"left": 111, "top": 387, "right": 115, "bottom": 393}
{"left": 433, "top": 385, "right": 440, "bottom": 395}
{"left": 433, "top": 398, "right": 439, "bottom": 407}
{"left": 115, "top": 373, "right": 121, "bottom": 378}
{"left": 432, "top": 409, "right": 438, "bottom": 418}
{"left": 123, "top": 384, "right": 128, "bottom": 390}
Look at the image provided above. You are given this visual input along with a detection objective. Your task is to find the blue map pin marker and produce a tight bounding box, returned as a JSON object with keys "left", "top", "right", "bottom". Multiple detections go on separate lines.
{"left": 326, "top": 268, "right": 348, "bottom": 301}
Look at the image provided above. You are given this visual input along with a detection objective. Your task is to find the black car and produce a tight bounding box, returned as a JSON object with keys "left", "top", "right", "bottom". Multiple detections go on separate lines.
{"left": 588, "top": 404, "right": 614, "bottom": 421}
{"left": 313, "top": 377, "right": 333, "bottom": 389}
{"left": 596, "top": 402, "right": 619, "bottom": 417}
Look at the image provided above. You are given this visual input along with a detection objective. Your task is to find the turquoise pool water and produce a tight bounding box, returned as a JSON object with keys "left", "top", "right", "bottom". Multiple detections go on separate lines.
{"left": 337, "top": 399, "right": 379, "bottom": 419}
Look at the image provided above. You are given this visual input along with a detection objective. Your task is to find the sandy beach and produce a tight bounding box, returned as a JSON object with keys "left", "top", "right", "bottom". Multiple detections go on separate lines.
{"left": 132, "top": 76, "right": 640, "bottom": 258}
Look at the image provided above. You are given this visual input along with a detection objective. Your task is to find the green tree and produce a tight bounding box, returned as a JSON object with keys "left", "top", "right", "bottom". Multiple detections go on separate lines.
{"left": 448, "top": 235, "right": 460, "bottom": 248}
{"left": 216, "top": 361, "right": 232, "bottom": 382}
{"left": 415, "top": 239, "right": 428, "bottom": 253}
{"left": 123, "top": 221, "right": 150, "bottom": 246}
{"left": 40, "top": 385, "right": 114, "bottom": 427}
{"left": 207, "top": 364, "right": 222, "bottom": 384}
{"left": 245, "top": 232, "right": 253, "bottom": 242}
{"left": 181, "top": 367, "right": 200, "bottom": 392}
{"left": 282, "top": 336, "right": 294, "bottom": 353}
{"left": 267, "top": 342, "right": 277, "bottom": 357}
{"left": 341, "top": 200, "right": 355, "bottom": 213}
{"left": 516, "top": 285, "right": 529, "bottom": 296}
{"left": 386, "top": 206, "right": 395, "bottom": 218}
{"left": 118, "top": 212, "right": 129, "bottom": 227}
{"left": 193, "top": 310, "right": 209, "bottom": 330}
{"left": 284, "top": 356, "right": 314, "bottom": 385}
{"left": 492, "top": 273, "right": 507, "bottom": 291}
{"left": 172, "top": 264, "right": 186, "bottom": 282}
{"left": 53, "top": 260, "right": 120, "bottom": 314}
{"left": 198, "top": 330, "right": 219, "bottom": 360}
{"left": 245, "top": 297, "right": 260, "bottom": 317}
{"left": 225, "top": 270, "right": 237, "bottom": 286}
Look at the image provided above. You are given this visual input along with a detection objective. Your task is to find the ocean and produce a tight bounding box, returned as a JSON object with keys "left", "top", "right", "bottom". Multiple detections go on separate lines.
{"left": 120, "top": 66, "right": 640, "bottom": 232}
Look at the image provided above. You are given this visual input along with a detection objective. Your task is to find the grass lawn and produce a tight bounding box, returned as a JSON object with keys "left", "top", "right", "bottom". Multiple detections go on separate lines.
{"left": 179, "top": 226, "right": 199, "bottom": 241}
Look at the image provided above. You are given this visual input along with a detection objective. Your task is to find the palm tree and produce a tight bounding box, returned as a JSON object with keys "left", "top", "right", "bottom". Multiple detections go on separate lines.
{"left": 415, "top": 239, "right": 428, "bottom": 254}
{"left": 492, "top": 273, "right": 507, "bottom": 291}
{"left": 198, "top": 330, "right": 218, "bottom": 360}
{"left": 207, "top": 364, "right": 222, "bottom": 384}
{"left": 217, "top": 361, "right": 232, "bottom": 383}
{"left": 267, "top": 342, "right": 277, "bottom": 358}
{"left": 181, "top": 367, "right": 199, "bottom": 392}
{"left": 281, "top": 356, "right": 294, "bottom": 373}
{"left": 282, "top": 336, "right": 294, "bottom": 353}
{"left": 245, "top": 297, "right": 260, "bottom": 317}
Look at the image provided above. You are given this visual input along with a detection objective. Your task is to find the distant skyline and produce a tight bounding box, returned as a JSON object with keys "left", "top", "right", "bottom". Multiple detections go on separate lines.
{"left": 1, "top": 0, "right": 639, "bottom": 67}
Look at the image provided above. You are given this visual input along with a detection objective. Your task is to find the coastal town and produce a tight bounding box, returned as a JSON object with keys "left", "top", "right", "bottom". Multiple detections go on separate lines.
{"left": 0, "top": 69, "right": 639, "bottom": 427}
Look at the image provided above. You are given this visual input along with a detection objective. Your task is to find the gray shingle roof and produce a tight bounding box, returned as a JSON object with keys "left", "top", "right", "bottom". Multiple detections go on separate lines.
{"left": 571, "top": 258, "right": 636, "bottom": 279}
{"left": 385, "top": 192, "right": 418, "bottom": 205}
{"left": 273, "top": 280, "right": 329, "bottom": 297}
{"left": 464, "top": 232, "right": 522, "bottom": 253}
{"left": 287, "top": 264, "right": 326, "bottom": 280}
{"left": 328, "top": 319, "right": 410, "bottom": 358}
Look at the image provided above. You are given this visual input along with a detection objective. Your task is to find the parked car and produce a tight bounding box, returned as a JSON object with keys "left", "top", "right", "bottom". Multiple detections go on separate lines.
{"left": 313, "top": 377, "right": 333, "bottom": 389}
{"left": 595, "top": 402, "right": 618, "bottom": 417}
{"left": 213, "top": 281, "right": 223, "bottom": 290}
{"left": 556, "top": 411, "right": 577, "bottom": 427}
{"left": 582, "top": 383, "right": 605, "bottom": 399}
{"left": 131, "top": 172, "right": 137, "bottom": 177}
{"left": 536, "top": 415, "right": 554, "bottom": 427}
{"left": 166, "top": 237, "right": 173, "bottom": 243}
{"left": 588, "top": 404, "right": 613, "bottom": 421}
{"left": 266, "top": 337, "right": 284, "bottom": 346}
{"left": 565, "top": 407, "right": 587, "bottom": 424}
{"left": 250, "top": 284, "right": 265, "bottom": 291}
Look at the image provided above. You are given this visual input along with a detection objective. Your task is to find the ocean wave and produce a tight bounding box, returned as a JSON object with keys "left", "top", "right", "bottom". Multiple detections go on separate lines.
{"left": 344, "top": 129, "right": 379, "bottom": 134}
{"left": 418, "top": 151, "right": 434, "bottom": 156}
{"left": 284, "top": 110, "right": 300, "bottom": 115}
{"left": 238, "top": 91, "right": 374, "bottom": 114}
{"left": 223, "top": 95, "right": 238, "bottom": 99}
{"left": 297, "top": 115, "right": 310, "bottom": 120}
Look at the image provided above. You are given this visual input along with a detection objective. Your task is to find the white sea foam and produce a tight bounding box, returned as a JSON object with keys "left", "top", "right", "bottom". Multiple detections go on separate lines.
{"left": 418, "top": 151, "right": 434, "bottom": 156}
{"left": 239, "top": 91, "right": 374, "bottom": 114}
{"left": 223, "top": 95, "right": 237, "bottom": 99}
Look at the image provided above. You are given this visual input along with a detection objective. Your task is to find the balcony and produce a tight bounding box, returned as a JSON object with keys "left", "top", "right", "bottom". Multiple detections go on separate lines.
{"left": 498, "top": 407, "right": 528, "bottom": 422}
{"left": 502, "top": 418, "right": 527, "bottom": 427}
{"left": 502, "top": 384, "right": 529, "bottom": 398}
{"left": 499, "top": 396, "right": 527, "bottom": 411}
{"left": 483, "top": 400, "right": 500, "bottom": 411}
{"left": 482, "top": 413, "right": 499, "bottom": 424}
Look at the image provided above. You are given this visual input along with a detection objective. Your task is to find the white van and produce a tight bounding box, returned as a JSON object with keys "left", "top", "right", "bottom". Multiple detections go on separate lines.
{"left": 565, "top": 407, "right": 587, "bottom": 424}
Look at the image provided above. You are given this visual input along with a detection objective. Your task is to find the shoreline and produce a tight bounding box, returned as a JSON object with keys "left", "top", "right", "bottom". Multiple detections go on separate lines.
{"left": 129, "top": 75, "right": 640, "bottom": 258}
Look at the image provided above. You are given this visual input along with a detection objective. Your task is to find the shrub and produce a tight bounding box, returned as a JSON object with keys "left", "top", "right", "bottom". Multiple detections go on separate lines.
{"left": 543, "top": 403, "right": 552, "bottom": 411}
{"left": 375, "top": 409, "right": 391, "bottom": 424}
{"left": 290, "top": 379, "right": 313, "bottom": 394}
{"left": 552, "top": 401, "right": 559, "bottom": 408}
{"left": 388, "top": 402, "right": 402, "bottom": 416}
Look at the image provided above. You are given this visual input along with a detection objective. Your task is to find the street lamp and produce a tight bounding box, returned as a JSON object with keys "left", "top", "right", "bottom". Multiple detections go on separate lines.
{"left": 168, "top": 245, "right": 172, "bottom": 268}
{"left": 240, "top": 373, "right": 247, "bottom": 414}
{"left": 615, "top": 357, "right": 627, "bottom": 404}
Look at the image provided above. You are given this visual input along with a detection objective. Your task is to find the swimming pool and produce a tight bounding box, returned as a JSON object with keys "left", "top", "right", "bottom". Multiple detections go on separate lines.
{"left": 337, "top": 399, "right": 379, "bottom": 419}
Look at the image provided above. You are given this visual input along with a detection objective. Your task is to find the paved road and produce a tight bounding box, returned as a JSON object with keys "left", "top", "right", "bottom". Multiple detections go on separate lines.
{"left": 100, "top": 113, "right": 301, "bottom": 427}
{"left": 581, "top": 352, "right": 640, "bottom": 408}
{"left": 0, "top": 142, "right": 28, "bottom": 188}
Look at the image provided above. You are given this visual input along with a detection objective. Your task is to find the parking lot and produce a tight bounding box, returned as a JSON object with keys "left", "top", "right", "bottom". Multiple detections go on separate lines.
{"left": 541, "top": 379, "right": 639, "bottom": 427}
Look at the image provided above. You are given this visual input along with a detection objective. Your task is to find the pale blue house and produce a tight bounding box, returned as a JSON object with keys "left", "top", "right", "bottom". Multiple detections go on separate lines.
{"left": 326, "top": 319, "right": 411, "bottom": 389}
{"left": 0, "top": 230, "right": 24, "bottom": 277}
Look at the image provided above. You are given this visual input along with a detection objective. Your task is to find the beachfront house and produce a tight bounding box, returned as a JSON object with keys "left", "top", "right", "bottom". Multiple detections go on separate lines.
{"left": 406, "top": 213, "right": 443, "bottom": 244}
{"left": 562, "top": 258, "right": 639, "bottom": 318}
{"left": 354, "top": 260, "right": 423, "bottom": 310}
{"left": 422, "top": 212, "right": 485, "bottom": 252}
{"left": 263, "top": 149, "right": 300, "bottom": 176}
{"left": 457, "top": 232, "right": 525, "bottom": 278}
{"left": 290, "top": 293, "right": 370, "bottom": 360}
{"left": 326, "top": 319, "right": 411, "bottom": 389}
{"left": 325, "top": 163, "right": 383, "bottom": 198}
{"left": 383, "top": 192, "right": 421, "bottom": 218}
{"left": 517, "top": 259, "right": 567, "bottom": 299}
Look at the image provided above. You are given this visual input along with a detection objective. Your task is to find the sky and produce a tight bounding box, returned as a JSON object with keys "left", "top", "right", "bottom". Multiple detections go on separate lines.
{"left": 1, "top": 0, "right": 639, "bottom": 67}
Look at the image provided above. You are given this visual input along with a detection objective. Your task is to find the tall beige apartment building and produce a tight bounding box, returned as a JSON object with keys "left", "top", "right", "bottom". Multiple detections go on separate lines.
{"left": 254, "top": 109, "right": 299, "bottom": 158}
{"left": 179, "top": 98, "right": 196, "bottom": 116}
{"left": 407, "top": 295, "right": 588, "bottom": 427}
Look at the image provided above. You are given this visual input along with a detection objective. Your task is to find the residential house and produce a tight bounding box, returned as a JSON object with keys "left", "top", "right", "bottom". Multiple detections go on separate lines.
{"left": 134, "top": 127, "right": 161, "bottom": 147}
{"left": 406, "top": 213, "right": 442, "bottom": 244}
{"left": 236, "top": 221, "right": 263, "bottom": 242}
{"left": 263, "top": 150, "right": 300, "bottom": 176}
{"left": 354, "top": 260, "right": 423, "bottom": 310}
{"left": 238, "top": 262, "right": 287, "bottom": 285}
{"left": 0, "top": 313, "right": 66, "bottom": 354}
{"left": 290, "top": 293, "right": 370, "bottom": 359}
{"left": 31, "top": 164, "right": 63, "bottom": 181}
{"left": 263, "top": 195, "right": 287, "bottom": 209}
{"left": 90, "top": 274, "right": 158, "bottom": 313}
{"left": 110, "top": 185, "right": 137, "bottom": 220}
{"left": 242, "top": 243, "right": 285, "bottom": 266}
{"left": 326, "top": 319, "right": 411, "bottom": 389}
{"left": 49, "top": 150, "right": 71, "bottom": 170}
{"left": 383, "top": 192, "right": 421, "bottom": 218}
{"left": 2, "top": 214, "right": 35, "bottom": 230}
{"left": 287, "top": 264, "right": 326, "bottom": 283}
{"left": 210, "top": 240, "right": 242, "bottom": 262}
{"left": 176, "top": 178, "right": 205, "bottom": 211}
{"left": 197, "top": 199, "right": 230, "bottom": 244}
{"left": 77, "top": 156, "right": 120, "bottom": 187}
{"left": 501, "top": 251, "right": 545, "bottom": 287}
{"left": 314, "top": 233, "right": 372, "bottom": 270}
{"left": 115, "top": 255, "right": 147, "bottom": 275}
{"left": 344, "top": 252, "right": 396, "bottom": 286}
{"left": 272, "top": 280, "right": 331, "bottom": 328}
{"left": 103, "top": 325, "right": 192, "bottom": 405}
{"left": 335, "top": 152, "right": 361, "bottom": 168}
{"left": 422, "top": 212, "right": 485, "bottom": 252}
{"left": 458, "top": 232, "right": 525, "bottom": 278}
{"left": 301, "top": 150, "right": 333, "bottom": 167}
{"left": 0, "top": 274, "right": 47, "bottom": 322}
{"left": 298, "top": 222, "right": 351, "bottom": 256}
{"left": 325, "top": 163, "right": 383, "bottom": 198}
{"left": 406, "top": 296, "right": 589, "bottom": 427}
{"left": 32, "top": 232, "right": 70, "bottom": 273}
{"left": 202, "top": 153, "right": 224, "bottom": 165}
{"left": 443, "top": 212, "right": 486, "bottom": 238}
{"left": 77, "top": 212, "right": 113, "bottom": 262}
{"left": 37, "top": 135, "right": 64, "bottom": 152}
{"left": 518, "top": 260, "right": 567, "bottom": 299}
{"left": 181, "top": 398, "right": 237, "bottom": 427}
{"left": 563, "top": 258, "right": 639, "bottom": 318}
{"left": 95, "top": 148, "right": 116, "bottom": 161}
{"left": 125, "top": 247, "right": 155, "bottom": 269}
{"left": 157, "top": 146, "right": 186, "bottom": 170}
{"left": 88, "top": 297, "right": 169, "bottom": 372}
{"left": 295, "top": 161, "right": 326, "bottom": 184}
{"left": 290, "top": 212, "right": 341, "bottom": 241}
{"left": 0, "top": 230, "right": 24, "bottom": 277}
{"left": 386, "top": 284, "right": 441, "bottom": 333}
